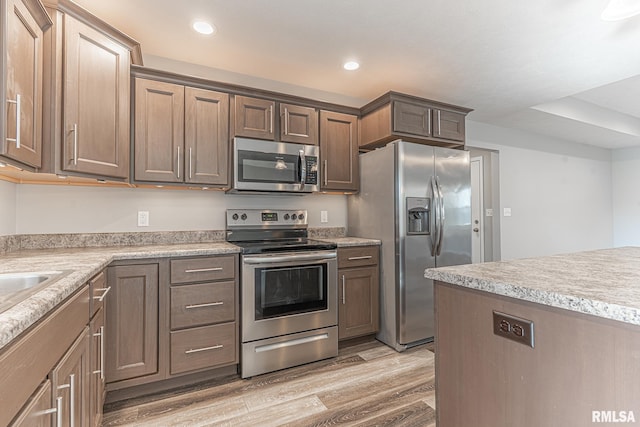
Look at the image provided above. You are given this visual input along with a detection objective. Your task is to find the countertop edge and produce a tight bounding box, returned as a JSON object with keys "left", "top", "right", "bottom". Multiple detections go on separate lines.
{"left": 317, "top": 237, "right": 381, "bottom": 247}
{"left": 426, "top": 269, "right": 640, "bottom": 327}
{"left": 0, "top": 244, "right": 242, "bottom": 350}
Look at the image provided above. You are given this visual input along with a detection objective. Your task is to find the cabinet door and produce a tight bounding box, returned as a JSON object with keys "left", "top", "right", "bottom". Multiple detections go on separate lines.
{"left": 52, "top": 328, "right": 90, "bottom": 427}
{"left": 232, "top": 95, "right": 275, "bottom": 140}
{"left": 339, "top": 266, "right": 379, "bottom": 340}
{"left": 433, "top": 109, "right": 465, "bottom": 142}
{"left": 185, "top": 87, "right": 229, "bottom": 185}
{"left": 62, "top": 15, "right": 130, "bottom": 178}
{"left": 393, "top": 101, "right": 431, "bottom": 137}
{"left": 89, "top": 306, "right": 105, "bottom": 427}
{"left": 134, "top": 78, "right": 184, "bottom": 182}
{"left": 280, "top": 103, "right": 318, "bottom": 145}
{"left": 106, "top": 264, "right": 159, "bottom": 383}
{"left": 320, "top": 110, "right": 359, "bottom": 192}
{"left": 9, "top": 380, "right": 53, "bottom": 427}
{"left": 4, "top": 0, "right": 44, "bottom": 167}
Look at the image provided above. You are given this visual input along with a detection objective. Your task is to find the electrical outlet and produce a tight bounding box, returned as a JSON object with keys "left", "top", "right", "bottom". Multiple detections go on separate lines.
{"left": 320, "top": 210, "right": 328, "bottom": 223}
{"left": 137, "top": 211, "right": 149, "bottom": 227}
{"left": 493, "top": 311, "right": 534, "bottom": 348}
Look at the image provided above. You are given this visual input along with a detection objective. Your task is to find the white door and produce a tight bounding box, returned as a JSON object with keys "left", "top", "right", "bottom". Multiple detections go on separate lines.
{"left": 471, "top": 157, "right": 484, "bottom": 263}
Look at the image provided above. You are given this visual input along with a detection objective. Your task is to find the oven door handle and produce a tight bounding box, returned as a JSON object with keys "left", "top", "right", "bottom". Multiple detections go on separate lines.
{"left": 243, "top": 251, "right": 337, "bottom": 265}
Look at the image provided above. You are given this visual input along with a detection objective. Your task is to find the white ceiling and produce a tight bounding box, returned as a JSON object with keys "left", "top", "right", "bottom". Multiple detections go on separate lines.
{"left": 72, "top": 0, "right": 640, "bottom": 149}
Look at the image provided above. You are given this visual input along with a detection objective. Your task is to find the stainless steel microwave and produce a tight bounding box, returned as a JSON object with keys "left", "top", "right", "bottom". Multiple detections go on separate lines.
{"left": 229, "top": 137, "right": 320, "bottom": 194}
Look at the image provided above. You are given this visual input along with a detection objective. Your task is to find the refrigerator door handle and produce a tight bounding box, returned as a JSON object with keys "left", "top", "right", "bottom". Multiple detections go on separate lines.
{"left": 435, "top": 176, "right": 445, "bottom": 256}
{"left": 429, "top": 176, "right": 439, "bottom": 256}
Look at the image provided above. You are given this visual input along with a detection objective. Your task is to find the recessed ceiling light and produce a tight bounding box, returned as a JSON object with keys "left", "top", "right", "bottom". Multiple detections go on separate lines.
{"left": 192, "top": 21, "right": 216, "bottom": 35}
{"left": 601, "top": 0, "right": 640, "bottom": 21}
{"left": 343, "top": 61, "right": 360, "bottom": 71}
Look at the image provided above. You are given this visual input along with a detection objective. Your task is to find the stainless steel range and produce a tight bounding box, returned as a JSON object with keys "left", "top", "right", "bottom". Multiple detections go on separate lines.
{"left": 226, "top": 209, "right": 338, "bottom": 378}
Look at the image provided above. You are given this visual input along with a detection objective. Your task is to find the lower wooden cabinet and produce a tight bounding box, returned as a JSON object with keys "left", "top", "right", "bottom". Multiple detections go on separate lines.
{"left": 9, "top": 380, "right": 54, "bottom": 427}
{"left": 1, "top": 282, "right": 93, "bottom": 426}
{"left": 105, "top": 263, "right": 159, "bottom": 384}
{"left": 52, "top": 327, "right": 90, "bottom": 427}
{"left": 89, "top": 305, "right": 106, "bottom": 427}
{"left": 104, "top": 255, "right": 239, "bottom": 394}
{"left": 337, "top": 246, "right": 380, "bottom": 340}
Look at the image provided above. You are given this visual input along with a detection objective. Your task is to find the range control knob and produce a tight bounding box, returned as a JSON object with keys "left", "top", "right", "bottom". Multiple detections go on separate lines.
{"left": 232, "top": 213, "right": 239, "bottom": 221}
{"left": 284, "top": 213, "right": 290, "bottom": 220}
{"left": 298, "top": 213, "right": 305, "bottom": 220}
{"left": 241, "top": 213, "right": 247, "bottom": 221}
{"left": 291, "top": 214, "right": 297, "bottom": 220}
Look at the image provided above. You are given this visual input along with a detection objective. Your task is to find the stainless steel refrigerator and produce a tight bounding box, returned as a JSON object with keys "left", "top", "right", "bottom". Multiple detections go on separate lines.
{"left": 347, "top": 140, "right": 471, "bottom": 351}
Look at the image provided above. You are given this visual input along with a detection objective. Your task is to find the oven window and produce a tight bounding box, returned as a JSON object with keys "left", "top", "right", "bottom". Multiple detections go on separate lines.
{"left": 255, "top": 263, "right": 327, "bottom": 320}
{"left": 238, "top": 150, "right": 299, "bottom": 184}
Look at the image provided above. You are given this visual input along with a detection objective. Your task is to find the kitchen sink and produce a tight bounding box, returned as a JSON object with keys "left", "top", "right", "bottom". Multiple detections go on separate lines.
{"left": 0, "top": 271, "right": 70, "bottom": 313}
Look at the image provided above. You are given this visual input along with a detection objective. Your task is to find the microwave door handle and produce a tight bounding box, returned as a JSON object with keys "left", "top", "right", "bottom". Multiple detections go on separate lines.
{"left": 299, "top": 149, "right": 306, "bottom": 190}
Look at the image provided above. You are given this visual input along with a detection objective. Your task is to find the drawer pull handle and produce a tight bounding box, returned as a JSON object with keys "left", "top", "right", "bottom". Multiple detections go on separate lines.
{"left": 93, "top": 287, "right": 111, "bottom": 302}
{"left": 347, "top": 255, "right": 373, "bottom": 261}
{"left": 185, "top": 344, "right": 223, "bottom": 354}
{"left": 184, "top": 267, "right": 223, "bottom": 273}
{"left": 185, "top": 301, "right": 224, "bottom": 309}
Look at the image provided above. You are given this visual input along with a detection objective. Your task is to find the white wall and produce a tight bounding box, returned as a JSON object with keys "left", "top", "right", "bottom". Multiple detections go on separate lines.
{"left": 0, "top": 180, "right": 17, "bottom": 235}
{"left": 467, "top": 121, "right": 613, "bottom": 260}
{"left": 15, "top": 185, "right": 347, "bottom": 234}
{"left": 612, "top": 147, "right": 640, "bottom": 247}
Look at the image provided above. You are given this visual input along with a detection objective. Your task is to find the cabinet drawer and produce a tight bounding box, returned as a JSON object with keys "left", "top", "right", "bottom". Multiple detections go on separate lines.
{"left": 171, "top": 281, "right": 235, "bottom": 330}
{"left": 338, "top": 246, "right": 380, "bottom": 268}
{"left": 170, "top": 255, "right": 235, "bottom": 284}
{"left": 170, "top": 323, "right": 236, "bottom": 375}
{"left": 89, "top": 270, "right": 108, "bottom": 318}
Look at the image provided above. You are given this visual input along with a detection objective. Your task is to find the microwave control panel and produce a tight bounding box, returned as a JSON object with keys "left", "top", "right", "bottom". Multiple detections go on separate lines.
{"left": 305, "top": 157, "right": 318, "bottom": 184}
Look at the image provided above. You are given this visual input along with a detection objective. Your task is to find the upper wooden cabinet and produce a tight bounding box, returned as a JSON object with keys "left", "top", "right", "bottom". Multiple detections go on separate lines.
{"left": 134, "top": 78, "right": 229, "bottom": 186}
{"left": 280, "top": 103, "right": 318, "bottom": 145}
{"left": 232, "top": 95, "right": 275, "bottom": 140}
{"left": 320, "top": 110, "right": 359, "bottom": 192}
{"left": 1, "top": 0, "right": 51, "bottom": 169}
{"left": 232, "top": 95, "right": 319, "bottom": 145}
{"left": 41, "top": 0, "right": 142, "bottom": 180}
{"left": 360, "top": 92, "right": 472, "bottom": 150}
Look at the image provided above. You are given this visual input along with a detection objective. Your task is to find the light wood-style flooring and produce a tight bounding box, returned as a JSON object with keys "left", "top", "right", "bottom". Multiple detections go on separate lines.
{"left": 102, "top": 338, "right": 436, "bottom": 427}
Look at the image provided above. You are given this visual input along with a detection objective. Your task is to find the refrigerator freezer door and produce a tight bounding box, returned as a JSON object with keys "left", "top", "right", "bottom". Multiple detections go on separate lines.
{"left": 397, "top": 142, "right": 436, "bottom": 345}
{"left": 434, "top": 147, "right": 472, "bottom": 267}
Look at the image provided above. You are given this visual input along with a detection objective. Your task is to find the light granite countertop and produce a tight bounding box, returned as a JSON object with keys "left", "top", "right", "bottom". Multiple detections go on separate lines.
{"left": 424, "top": 247, "right": 640, "bottom": 326}
{"left": 317, "top": 237, "right": 381, "bottom": 247}
{"left": 0, "top": 242, "right": 240, "bottom": 350}
{"left": 0, "top": 235, "right": 378, "bottom": 351}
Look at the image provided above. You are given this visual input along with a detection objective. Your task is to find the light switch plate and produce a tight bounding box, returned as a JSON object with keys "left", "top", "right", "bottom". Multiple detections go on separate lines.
{"left": 138, "top": 211, "right": 149, "bottom": 227}
{"left": 503, "top": 207, "right": 512, "bottom": 217}
{"left": 486, "top": 208, "right": 493, "bottom": 217}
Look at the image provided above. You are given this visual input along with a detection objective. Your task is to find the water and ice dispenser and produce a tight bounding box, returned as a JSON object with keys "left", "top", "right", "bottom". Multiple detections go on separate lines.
{"left": 406, "top": 197, "right": 430, "bottom": 235}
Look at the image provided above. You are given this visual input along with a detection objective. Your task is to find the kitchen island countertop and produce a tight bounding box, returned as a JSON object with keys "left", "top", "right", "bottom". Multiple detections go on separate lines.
{"left": 424, "top": 246, "right": 640, "bottom": 326}
{"left": 0, "top": 242, "right": 240, "bottom": 350}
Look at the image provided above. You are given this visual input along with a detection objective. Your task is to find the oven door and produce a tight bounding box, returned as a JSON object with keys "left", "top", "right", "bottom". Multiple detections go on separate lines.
{"left": 241, "top": 250, "right": 337, "bottom": 342}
